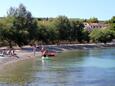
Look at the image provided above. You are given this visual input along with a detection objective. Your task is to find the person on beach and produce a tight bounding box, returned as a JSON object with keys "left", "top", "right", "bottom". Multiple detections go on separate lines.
{"left": 7, "top": 48, "right": 16, "bottom": 56}
{"left": 0, "top": 49, "right": 6, "bottom": 56}
{"left": 2, "top": 49, "right": 6, "bottom": 55}
{"left": 11, "top": 48, "right": 16, "bottom": 56}
{"left": 33, "top": 44, "right": 37, "bottom": 56}
{"left": 7, "top": 48, "right": 12, "bottom": 56}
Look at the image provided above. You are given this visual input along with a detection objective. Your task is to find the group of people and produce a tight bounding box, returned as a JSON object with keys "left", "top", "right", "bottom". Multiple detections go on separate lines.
{"left": 0, "top": 48, "right": 16, "bottom": 57}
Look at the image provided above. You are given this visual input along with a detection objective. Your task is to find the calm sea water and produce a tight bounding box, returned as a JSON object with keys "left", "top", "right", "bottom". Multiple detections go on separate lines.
{"left": 0, "top": 48, "right": 115, "bottom": 86}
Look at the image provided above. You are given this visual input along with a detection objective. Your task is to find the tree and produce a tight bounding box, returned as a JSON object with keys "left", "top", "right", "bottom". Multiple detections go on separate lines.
{"left": 47, "top": 21, "right": 59, "bottom": 44}
{"left": 6, "top": 4, "right": 37, "bottom": 47}
{"left": 36, "top": 20, "right": 58, "bottom": 44}
{"left": 110, "top": 16, "right": 115, "bottom": 30}
{"left": 0, "top": 17, "right": 15, "bottom": 48}
{"left": 82, "top": 29, "right": 90, "bottom": 43}
{"left": 87, "top": 17, "right": 99, "bottom": 23}
{"left": 54, "top": 16, "right": 71, "bottom": 41}
{"left": 37, "top": 23, "right": 49, "bottom": 44}
{"left": 69, "top": 20, "right": 84, "bottom": 42}
{"left": 89, "top": 29, "right": 115, "bottom": 44}
{"left": 110, "top": 16, "right": 115, "bottom": 23}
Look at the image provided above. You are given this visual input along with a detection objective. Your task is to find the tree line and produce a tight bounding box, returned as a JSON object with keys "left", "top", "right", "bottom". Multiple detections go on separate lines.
{"left": 0, "top": 4, "right": 115, "bottom": 47}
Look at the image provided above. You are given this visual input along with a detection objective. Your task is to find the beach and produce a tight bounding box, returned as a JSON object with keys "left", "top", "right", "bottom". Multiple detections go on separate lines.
{"left": 0, "top": 43, "right": 115, "bottom": 67}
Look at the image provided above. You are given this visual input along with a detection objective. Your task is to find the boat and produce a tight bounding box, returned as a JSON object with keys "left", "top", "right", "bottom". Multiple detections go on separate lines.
{"left": 45, "top": 50, "right": 56, "bottom": 57}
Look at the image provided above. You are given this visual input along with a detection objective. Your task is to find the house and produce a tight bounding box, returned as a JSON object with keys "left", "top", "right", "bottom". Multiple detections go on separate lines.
{"left": 84, "top": 23, "right": 108, "bottom": 32}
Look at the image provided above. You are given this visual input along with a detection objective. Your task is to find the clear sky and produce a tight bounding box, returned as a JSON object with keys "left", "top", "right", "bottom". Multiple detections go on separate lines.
{"left": 0, "top": 0, "right": 115, "bottom": 20}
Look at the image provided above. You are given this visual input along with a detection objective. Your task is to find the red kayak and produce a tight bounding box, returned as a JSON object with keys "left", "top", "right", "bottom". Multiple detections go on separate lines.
{"left": 46, "top": 51, "right": 56, "bottom": 56}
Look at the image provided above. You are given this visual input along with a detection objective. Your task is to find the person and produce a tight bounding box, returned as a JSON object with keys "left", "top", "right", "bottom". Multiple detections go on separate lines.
{"left": 42, "top": 54, "right": 46, "bottom": 60}
{"left": 33, "top": 44, "right": 37, "bottom": 56}
{"left": 41, "top": 46, "right": 48, "bottom": 55}
{"left": 2, "top": 49, "right": 6, "bottom": 55}
{"left": 7, "top": 48, "right": 12, "bottom": 56}
{"left": 11, "top": 48, "right": 16, "bottom": 56}
{"left": 40, "top": 47, "right": 49, "bottom": 59}
{"left": 0, "top": 49, "right": 6, "bottom": 57}
{"left": 42, "top": 53, "right": 49, "bottom": 60}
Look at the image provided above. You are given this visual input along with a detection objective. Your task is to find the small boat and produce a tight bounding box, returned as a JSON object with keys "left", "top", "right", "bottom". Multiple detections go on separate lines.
{"left": 46, "top": 51, "right": 56, "bottom": 57}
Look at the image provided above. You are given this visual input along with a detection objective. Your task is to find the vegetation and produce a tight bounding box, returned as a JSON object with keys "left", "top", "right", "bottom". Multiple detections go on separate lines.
{"left": 89, "top": 29, "right": 115, "bottom": 43}
{"left": 87, "top": 17, "right": 99, "bottom": 23}
{"left": 0, "top": 4, "right": 37, "bottom": 47}
{"left": 0, "top": 4, "right": 115, "bottom": 47}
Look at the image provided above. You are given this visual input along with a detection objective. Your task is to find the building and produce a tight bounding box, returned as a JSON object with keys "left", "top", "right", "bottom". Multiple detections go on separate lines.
{"left": 84, "top": 23, "right": 108, "bottom": 32}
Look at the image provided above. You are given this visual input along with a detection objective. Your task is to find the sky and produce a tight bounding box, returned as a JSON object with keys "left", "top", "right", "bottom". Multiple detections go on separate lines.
{"left": 0, "top": 0, "right": 115, "bottom": 20}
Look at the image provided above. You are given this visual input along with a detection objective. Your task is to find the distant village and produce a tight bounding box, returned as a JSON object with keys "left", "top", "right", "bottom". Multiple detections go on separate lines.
{"left": 36, "top": 17, "right": 109, "bottom": 31}
{"left": 84, "top": 22, "right": 108, "bottom": 31}
{"left": 0, "top": 17, "right": 109, "bottom": 32}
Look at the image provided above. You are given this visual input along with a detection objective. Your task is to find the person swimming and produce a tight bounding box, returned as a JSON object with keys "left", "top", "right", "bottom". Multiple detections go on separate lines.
{"left": 42, "top": 54, "right": 49, "bottom": 60}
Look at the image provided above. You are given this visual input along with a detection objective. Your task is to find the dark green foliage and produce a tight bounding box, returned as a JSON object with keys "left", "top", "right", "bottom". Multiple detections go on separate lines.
{"left": 109, "top": 16, "right": 115, "bottom": 30}
{"left": 87, "top": 17, "right": 99, "bottom": 23}
{"left": 69, "top": 20, "right": 84, "bottom": 42}
{"left": 55, "top": 16, "right": 71, "bottom": 41}
{"left": 89, "top": 29, "right": 115, "bottom": 44}
{"left": 82, "top": 30, "right": 90, "bottom": 43}
{"left": 54, "top": 16, "right": 84, "bottom": 43}
{"left": 0, "top": 4, "right": 38, "bottom": 47}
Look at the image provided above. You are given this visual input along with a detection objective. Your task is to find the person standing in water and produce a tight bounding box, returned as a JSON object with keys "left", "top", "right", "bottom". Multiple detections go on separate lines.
{"left": 41, "top": 47, "right": 45, "bottom": 56}
{"left": 41, "top": 46, "right": 48, "bottom": 59}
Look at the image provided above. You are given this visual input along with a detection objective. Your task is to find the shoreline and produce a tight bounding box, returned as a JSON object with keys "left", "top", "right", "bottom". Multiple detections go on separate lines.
{"left": 42, "top": 43, "right": 115, "bottom": 52}
{"left": 0, "top": 43, "right": 115, "bottom": 67}
{"left": 0, "top": 49, "right": 35, "bottom": 67}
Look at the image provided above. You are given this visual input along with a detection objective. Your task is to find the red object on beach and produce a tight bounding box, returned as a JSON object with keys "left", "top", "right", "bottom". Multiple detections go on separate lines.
{"left": 46, "top": 51, "right": 56, "bottom": 56}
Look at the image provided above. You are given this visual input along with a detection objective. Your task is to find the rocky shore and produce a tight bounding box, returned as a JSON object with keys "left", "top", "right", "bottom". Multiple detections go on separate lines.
{"left": 43, "top": 43, "right": 115, "bottom": 52}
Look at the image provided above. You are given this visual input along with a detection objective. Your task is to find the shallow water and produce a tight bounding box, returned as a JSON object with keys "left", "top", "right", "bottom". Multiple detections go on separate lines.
{"left": 0, "top": 48, "right": 115, "bottom": 86}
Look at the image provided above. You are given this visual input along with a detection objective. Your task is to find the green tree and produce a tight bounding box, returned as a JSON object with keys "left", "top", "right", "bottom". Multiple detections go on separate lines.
{"left": 82, "top": 29, "right": 90, "bottom": 43}
{"left": 47, "top": 22, "right": 59, "bottom": 44}
{"left": 110, "top": 16, "right": 115, "bottom": 23}
{"left": 110, "top": 16, "right": 115, "bottom": 30}
{"left": 0, "top": 4, "right": 38, "bottom": 47}
{"left": 8, "top": 4, "right": 37, "bottom": 47}
{"left": 87, "top": 17, "right": 99, "bottom": 23}
{"left": 36, "top": 20, "right": 58, "bottom": 44}
{"left": 37, "top": 23, "right": 49, "bottom": 44}
{"left": 54, "top": 16, "right": 71, "bottom": 41}
{"left": 0, "top": 17, "right": 15, "bottom": 48}
{"left": 89, "top": 29, "right": 115, "bottom": 44}
{"left": 70, "top": 20, "right": 84, "bottom": 42}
